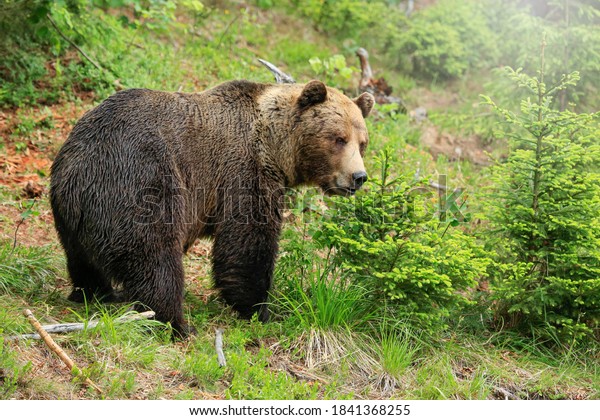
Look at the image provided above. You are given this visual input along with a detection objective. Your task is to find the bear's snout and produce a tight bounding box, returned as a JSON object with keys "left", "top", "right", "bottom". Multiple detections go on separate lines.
{"left": 352, "top": 171, "right": 368, "bottom": 189}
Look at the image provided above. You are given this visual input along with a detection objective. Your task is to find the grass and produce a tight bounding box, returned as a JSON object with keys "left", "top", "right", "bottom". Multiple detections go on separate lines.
{"left": 379, "top": 328, "right": 421, "bottom": 379}
{"left": 0, "top": 0, "right": 598, "bottom": 401}
{"left": 273, "top": 264, "right": 378, "bottom": 331}
{"left": 0, "top": 242, "right": 59, "bottom": 298}
{"left": 1, "top": 231, "right": 598, "bottom": 399}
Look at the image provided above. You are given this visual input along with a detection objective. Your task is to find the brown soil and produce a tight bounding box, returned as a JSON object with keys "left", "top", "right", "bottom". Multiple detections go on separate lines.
{"left": 420, "top": 124, "right": 491, "bottom": 165}
{"left": 0, "top": 103, "right": 92, "bottom": 249}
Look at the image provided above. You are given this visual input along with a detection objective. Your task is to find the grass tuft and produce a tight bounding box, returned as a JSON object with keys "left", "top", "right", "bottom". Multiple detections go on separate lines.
{"left": 0, "top": 242, "right": 57, "bottom": 296}
{"left": 273, "top": 260, "right": 378, "bottom": 332}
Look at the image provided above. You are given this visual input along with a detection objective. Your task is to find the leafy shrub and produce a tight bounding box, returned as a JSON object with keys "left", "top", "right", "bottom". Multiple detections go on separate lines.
{"left": 386, "top": 0, "right": 499, "bottom": 81}
{"left": 481, "top": 51, "right": 600, "bottom": 343}
{"left": 291, "top": 0, "right": 392, "bottom": 37}
{"left": 483, "top": 0, "right": 600, "bottom": 110}
{"left": 0, "top": 0, "right": 206, "bottom": 107}
{"left": 314, "top": 149, "right": 490, "bottom": 333}
{"left": 308, "top": 54, "right": 357, "bottom": 90}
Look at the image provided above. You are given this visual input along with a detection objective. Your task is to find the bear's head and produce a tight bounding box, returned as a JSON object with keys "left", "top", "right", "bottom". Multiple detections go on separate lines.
{"left": 293, "top": 80, "right": 374, "bottom": 196}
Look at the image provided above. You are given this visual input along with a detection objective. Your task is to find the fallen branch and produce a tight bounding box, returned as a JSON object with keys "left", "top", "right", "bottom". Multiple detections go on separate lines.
{"left": 10, "top": 310, "right": 155, "bottom": 340}
{"left": 215, "top": 328, "right": 226, "bottom": 367}
{"left": 429, "top": 181, "right": 463, "bottom": 194}
{"left": 23, "top": 309, "right": 103, "bottom": 394}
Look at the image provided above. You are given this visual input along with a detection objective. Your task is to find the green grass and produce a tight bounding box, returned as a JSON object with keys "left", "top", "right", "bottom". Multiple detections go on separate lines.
{"left": 379, "top": 328, "right": 421, "bottom": 378}
{"left": 274, "top": 265, "right": 378, "bottom": 331}
{"left": 0, "top": 336, "right": 31, "bottom": 398}
{"left": 1, "top": 239, "right": 598, "bottom": 399}
{"left": 224, "top": 346, "right": 320, "bottom": 399}
{"left": 0, "top": 242, "right": 58, "bottom": 297}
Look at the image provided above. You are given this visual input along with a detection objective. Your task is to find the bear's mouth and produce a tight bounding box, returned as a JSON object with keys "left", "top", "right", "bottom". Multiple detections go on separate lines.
{"left": 322, "top": 185, "right": 357, "bottom": 197}
{"left": 336, "top": 187, "right": 357, "bottom": 196}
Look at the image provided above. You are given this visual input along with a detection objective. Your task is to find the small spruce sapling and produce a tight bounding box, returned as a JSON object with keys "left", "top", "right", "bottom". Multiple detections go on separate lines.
{"left": 481, "top": 39, "right": 600, "bottom": 344}
{"left": 315, "top": 148, "right": 490, "bottom": 332}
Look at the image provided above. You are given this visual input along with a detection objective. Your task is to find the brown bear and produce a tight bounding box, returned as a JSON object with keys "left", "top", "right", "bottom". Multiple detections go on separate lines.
{"left": 50, "top": 80, "right": 374, "bottom": 336}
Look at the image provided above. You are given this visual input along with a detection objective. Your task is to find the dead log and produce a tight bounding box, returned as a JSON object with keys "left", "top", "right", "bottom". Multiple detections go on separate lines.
{"left": 258, "top": 59, "right": 296, "bottom": 84}
{"left": 356, "top": 48, "right": 406, "bottom": 112}
{"left": 10, "top": 310, "right": 155, "bottom": 340}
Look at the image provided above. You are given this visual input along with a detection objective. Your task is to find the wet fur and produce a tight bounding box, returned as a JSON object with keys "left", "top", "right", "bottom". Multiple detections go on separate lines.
{"left": 50, "top": 80, "right": 373, "bottom": 335}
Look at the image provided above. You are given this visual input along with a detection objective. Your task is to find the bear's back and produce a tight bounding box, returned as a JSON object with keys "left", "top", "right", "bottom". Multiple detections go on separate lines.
{"left": 50, "top": 82, "right": 272, "bottom": 252}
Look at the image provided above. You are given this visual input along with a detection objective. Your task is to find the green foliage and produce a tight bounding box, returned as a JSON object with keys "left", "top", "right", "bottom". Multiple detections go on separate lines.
{"left": 292, "top": 0, "right": 392, "bottom": 37}
{"left": 106, "top": 371, "right": 137, "bottom": 398}
{"left": 274, "top": 260, "right": 378, "bottom": 331}
{"left": 309, "top": 54, "right": 357, "bottom": 89}
{"left": 73, "top": 307, "right": 171, "bottom": 355}
{"left": 0, "top": 0, "right": 111, "bottom": 106}
{"left": 387, "top": 0, "right": 498, "bottom": 81}
{"left": 225, "top": 344, "right": 319, "bottom": 399}
{"left": 293, "top": 0, "right": 598, "bottom": 107}
{"left": 378, "top": 328, "right": 421, "bottom": 377}
{"left": 481, "top": 51, "right": 600, "bottom": 343}
{"left": 0, "top": 0, "right": 209, "bottom": 107}
{"left": 484, "top": 0, "right": 600, "bottom": 110}
{"left": 314, "top": 149, "right": 490, "bottom": 332}
{"left": 274, "top": 213, "right": 379, "bottom": 331}
{"left": 181, "top": 339, "right": 224, "bottom": 392}
{"left": 294, "top": 0, "right": 497, "bottom": 81}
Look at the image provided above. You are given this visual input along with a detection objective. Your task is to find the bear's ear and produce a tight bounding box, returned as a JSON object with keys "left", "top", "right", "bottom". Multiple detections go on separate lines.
{"left": 354, "top": 92, "right": 375, "bottom": 118}
{"left": 298, "top": 80, "right": 328, "bottom": 109}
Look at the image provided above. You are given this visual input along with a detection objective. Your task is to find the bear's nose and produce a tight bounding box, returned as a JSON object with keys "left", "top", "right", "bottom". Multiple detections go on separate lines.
{"left": 352, "top": 171, "right": 368, "bottom": 189}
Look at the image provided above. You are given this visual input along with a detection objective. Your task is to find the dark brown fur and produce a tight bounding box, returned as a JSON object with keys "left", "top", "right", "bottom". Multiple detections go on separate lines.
{"left": 50, "top": 80, "right": 373, "bottom": 335}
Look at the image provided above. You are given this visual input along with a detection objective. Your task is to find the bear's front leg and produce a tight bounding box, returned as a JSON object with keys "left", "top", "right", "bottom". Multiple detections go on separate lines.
{"left": 211, "top": 194, "right": 282, "bottom": 322}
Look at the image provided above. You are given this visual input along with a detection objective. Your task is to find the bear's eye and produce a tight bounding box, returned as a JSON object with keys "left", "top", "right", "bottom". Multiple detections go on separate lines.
{"left": 335, "top": 137, "right": 347, "bottom": 146}
{"left": 359, "top": 142, "right": 367, "bottom": 155}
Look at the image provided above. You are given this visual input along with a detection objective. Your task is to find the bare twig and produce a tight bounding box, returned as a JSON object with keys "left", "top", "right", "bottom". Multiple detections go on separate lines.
{"left": 215, "top": 328, "right": 226, "bottom": 367}
{"left": 23, "top": 309, "right": 103, "bottom": 394}
{"left": 11, "top": 198, "right": 37, "bottom": 253}
{"left": 46, "top": 14, "right": 103, "bottom": 71}
{"left": 216, "top": 12, "right": 243, "bottom": 49}
{"left": 10, "top": 311, "right": 156, "bottom": 340}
